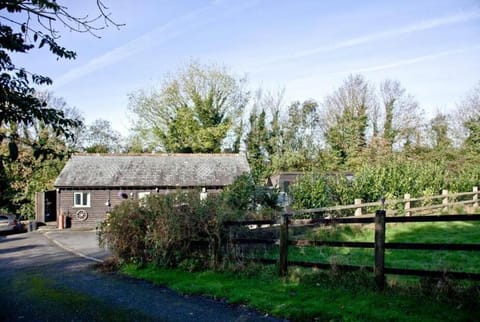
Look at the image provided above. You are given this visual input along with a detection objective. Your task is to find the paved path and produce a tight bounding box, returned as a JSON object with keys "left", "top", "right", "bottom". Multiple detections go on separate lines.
{"left": 0, "top": 230, "right": 284, "bottom": 322}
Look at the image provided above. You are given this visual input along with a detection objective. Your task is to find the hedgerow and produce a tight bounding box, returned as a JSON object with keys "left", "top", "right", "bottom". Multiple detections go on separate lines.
{"left": 99, "top": 176, "right": 280, "bottom": 269}
{"left": 290, "top": 156, "right": 480, "bottom": 210}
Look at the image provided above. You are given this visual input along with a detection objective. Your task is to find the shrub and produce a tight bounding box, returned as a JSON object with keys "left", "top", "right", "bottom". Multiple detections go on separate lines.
{"left": 99, "top": 188, "right": 258, "bottom": 270}
{"left": 290, "top": 173, "right": 355, "bottom": 210}
{"left": 222, "top": 173, "right": 280, "bottom": 212}
{"left": 289, "top": 155, "right": 480, "bottom": 213}
{"left": 98, "top": 200, "right": 151, "bottom": 264}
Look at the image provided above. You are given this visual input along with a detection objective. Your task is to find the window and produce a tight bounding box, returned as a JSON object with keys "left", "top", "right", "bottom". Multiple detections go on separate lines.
{"left": 74, "top": 192, "right": 90, "bottom": 207}
{"left": 138, "top": 192, "right": 150, "bottom": 206}
{"left": 138, "top": 192, "right": 151, "bottom": 200}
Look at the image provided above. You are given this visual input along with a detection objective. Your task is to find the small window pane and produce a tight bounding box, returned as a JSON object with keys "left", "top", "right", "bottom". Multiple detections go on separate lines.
{"left": 75, "top": 193, "right": 81, "bottom": 206}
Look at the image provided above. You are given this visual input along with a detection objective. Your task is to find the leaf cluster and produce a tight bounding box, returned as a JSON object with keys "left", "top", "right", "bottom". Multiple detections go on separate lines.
{"left": 99, "top": 191, "right": 246, "bottom": 269}
{"left": 290, "top": 154, "right": 480, "bottom": 212}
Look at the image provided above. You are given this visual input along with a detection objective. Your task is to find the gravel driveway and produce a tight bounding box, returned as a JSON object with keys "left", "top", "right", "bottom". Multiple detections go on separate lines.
{"left": 0, "top": 230, "right": 284, "bottom": 322}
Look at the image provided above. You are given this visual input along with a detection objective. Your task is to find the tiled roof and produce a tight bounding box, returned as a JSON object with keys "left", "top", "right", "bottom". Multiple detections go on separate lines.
{"left": 54, "top": 154, "right": 250, "bottom": 188}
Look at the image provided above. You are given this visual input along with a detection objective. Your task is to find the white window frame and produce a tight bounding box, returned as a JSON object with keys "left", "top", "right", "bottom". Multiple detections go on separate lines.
{"left": 138, "top": 192, "right": 151, "bottom": 200}
{"left": 73, "top": 192, "right": 91, "bottom": 208}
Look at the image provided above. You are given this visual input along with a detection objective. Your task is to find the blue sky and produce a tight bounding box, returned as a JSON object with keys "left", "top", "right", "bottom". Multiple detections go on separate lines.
{"left": 12, "top": 0, "right": 480, "bottom": 134}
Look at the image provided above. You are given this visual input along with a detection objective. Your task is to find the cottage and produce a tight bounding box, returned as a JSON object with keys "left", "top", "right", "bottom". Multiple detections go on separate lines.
{"left": 53, "top": 153, "right": 250, "bottom": 229}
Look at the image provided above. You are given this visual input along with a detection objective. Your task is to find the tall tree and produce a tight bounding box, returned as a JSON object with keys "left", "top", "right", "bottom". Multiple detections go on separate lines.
{"left": 271, "top": 100, "right": 319, "bottom": 172}
{"left": 34, "top": 91, "right": 85, "bottom": 152}
{"left": 0, "top": 1, "right": 119, "bottom": 213}
{"left": 245, "top": 107, "right": 268, "bottom": 182}
{"left": 0, "top": 1, "right": 120, "bottom": 155}
{"left": 453, "top": 81, "right": 480, "bottom": 151}
{"left": 377, "top": 79, "right": 423, "bottom": 149}
{"left": 1, "top": 92, "right": 83, "bottom": 216}
{"left": 128, "top": 61, "right": 248, "bottom": 153}
{"left": 428, "top": 112, "right": 451, "bottom": 149}
{"left": 83, "top": 119, "right": 122, "bottom": 153}
{"left": 321, "top": 74, "right": 374, "bottom": 166}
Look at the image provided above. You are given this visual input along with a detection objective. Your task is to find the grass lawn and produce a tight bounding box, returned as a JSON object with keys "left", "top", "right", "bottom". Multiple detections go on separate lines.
{"left": 123, "top": 263, "right": 479, "bottom": 322}
{"left": 122, "top": 221, "right": 480, "bottom": 321}
{"left": 258, "top": 221, "right": 480, "bottom": 273}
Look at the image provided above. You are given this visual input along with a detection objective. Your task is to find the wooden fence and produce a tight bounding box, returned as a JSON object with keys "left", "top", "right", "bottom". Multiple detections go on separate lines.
{"left": 294, "top": 186, "right": 479, "bottom": 217}
{"left": 224, "top": 211, "right": 480, "bottom": 290}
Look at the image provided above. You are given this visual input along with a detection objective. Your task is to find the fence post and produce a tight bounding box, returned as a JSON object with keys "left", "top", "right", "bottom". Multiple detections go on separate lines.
{"left": 442, "top": 189, "right": 449, "bottom": 212}
{"left": 473, "top": 186, "right": 478, "bottom": 209}
{"left": 404, "top": 193, "right": 411, "bottom": 216}
{"left": 279, "top": 213, "right": 290, "bottom": 277}
{"left": 374, "top": 210, "right": 386, "bottom": 291}
{"left": 354, "top": 198, "right": 362, "bottom": 216}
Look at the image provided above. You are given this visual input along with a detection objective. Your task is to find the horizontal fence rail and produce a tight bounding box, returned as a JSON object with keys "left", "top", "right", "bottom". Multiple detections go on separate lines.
{"left": 292, "top": 186, "right": 479, "bottom": 217}
{"left": 225, "top": 212, "right": 480, "bottom": 290}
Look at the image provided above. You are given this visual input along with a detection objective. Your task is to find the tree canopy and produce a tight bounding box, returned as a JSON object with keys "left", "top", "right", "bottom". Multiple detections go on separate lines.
{"left": 0, "top": 1, "right": 120, "bottom": 215}
{"left": 0, "top": 0, "right": 121, "bottom": 156}
{"left": 128, "top": 61, "right": 249, "bottom": 153}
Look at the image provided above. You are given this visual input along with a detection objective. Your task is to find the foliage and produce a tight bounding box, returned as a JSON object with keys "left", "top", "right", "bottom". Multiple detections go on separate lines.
{"left": 0, "top": 1, "right": 120, "bottom": 153}
{"left": 0, "top": 92, "right": 80, "bottom": 216}
{"left": 453, "top": 81, "right": 480, "bottom": 151}
{"left": 100, "top": 174, "right": 281, "bottom": 269}
{"left": 289, "top": 153, "right": 480, "bottom": 212}
{"left": 376, "top": 79, "right": 423, "bottom": 149}
{"left": 128, "top": 60, "right": 248, "bottom": 152}
{"left": 289, "top": 172, "right": 355, "bottom": 209}
{"left": 321, "top": 74, "right": 372, "bottom": 166}
{"left": 245, "top": 106, "right": 269, "bottom": 181}
{"left": 353, "top": 156, "right": 446, "bottom": 202}
{"left": 244, "top": 90, "right": 320, "bottom": 180}
{"left": 99, "top": 191, "right": 246, "bottom": 269}
{"left": 0, "top": 0, "right": 82, "bottom": 147}
{"left": 0, "top": 1, "right": 119, "bottom": 213}
{"left": 222, "top": 173, "right": 279, "bottom": 212}
{"left": 98, "top": 200, "right": 151, "bottom": 264}
{"left": 83, "top": 119, "right": 122, "bottom": 153}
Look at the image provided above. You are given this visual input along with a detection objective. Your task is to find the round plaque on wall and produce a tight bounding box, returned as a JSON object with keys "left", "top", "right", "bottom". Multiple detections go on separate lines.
{"left": 76, "top": 209, "right": 88, "bottom": 221}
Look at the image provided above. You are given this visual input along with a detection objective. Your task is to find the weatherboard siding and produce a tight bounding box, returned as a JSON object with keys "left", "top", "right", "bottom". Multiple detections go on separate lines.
{"left": 57, "top": 187, "right": 222, "bottom": 229}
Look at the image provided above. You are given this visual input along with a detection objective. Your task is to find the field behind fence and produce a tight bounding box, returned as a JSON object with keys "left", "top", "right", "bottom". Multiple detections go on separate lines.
{"left": 224, "top": 187, "right": 480, "bottom": 289}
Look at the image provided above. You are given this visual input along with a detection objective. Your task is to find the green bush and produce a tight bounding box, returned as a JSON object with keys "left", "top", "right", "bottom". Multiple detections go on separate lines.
{"left": 289, "top": 173, "right": 355, "bottom": 210}
{"left": 222, "top": 173, "right": 280, "bottom": 212}
{"left": 290, "top": 155, "right": 479, "bottom": 213}
{"left": 144, "top": 192, "right": 236, "bottom": 269}
{"left": 98, "top": 200, "right": 151, "bottom": 264}
{"left": 100, "top": 191, "right": 242, "bottom": 269}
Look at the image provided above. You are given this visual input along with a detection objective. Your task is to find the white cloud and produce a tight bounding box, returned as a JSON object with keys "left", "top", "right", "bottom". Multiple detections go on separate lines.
{"left": 245, "top": 10, "right": 480, "bottom": 69}
{"left": 52, "top": 1, "right": 259, "bottom": 89}
{"left": 51, "top": 7, "right": 208, "bottom": 89}
{"left": 287, "top": 45, "right": 480, "bottom": 89}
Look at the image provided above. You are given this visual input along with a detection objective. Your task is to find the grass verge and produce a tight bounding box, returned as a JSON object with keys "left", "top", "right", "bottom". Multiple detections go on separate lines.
{"left": 122, "top": 263, "right": 479, "bottom": 322}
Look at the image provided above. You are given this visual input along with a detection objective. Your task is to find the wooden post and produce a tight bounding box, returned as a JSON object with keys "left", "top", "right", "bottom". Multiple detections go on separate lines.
{"left": 354, "top": 198, "right": 362, "bottom": 216}
{"left": 58, "top": 210, "right": 65, "bottom": 230}
{"left": 442, "top": 189, "right": 449, "bottom": 212}
{"left": 404, "top": 193, "right": 411, "bottom": 216}
{"left": 473, "top": 186, "right": 478, "bottom": 209}
{"left": 374, "top": 210, "right": 386, "bottom": 291}
{"left": 279, "top": 213, "right": 290, "bottom": 277}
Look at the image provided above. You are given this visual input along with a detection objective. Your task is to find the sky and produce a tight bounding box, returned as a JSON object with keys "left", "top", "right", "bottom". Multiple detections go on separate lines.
{"left": 9, "top": 0, "right": 480, "bottom": 135}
